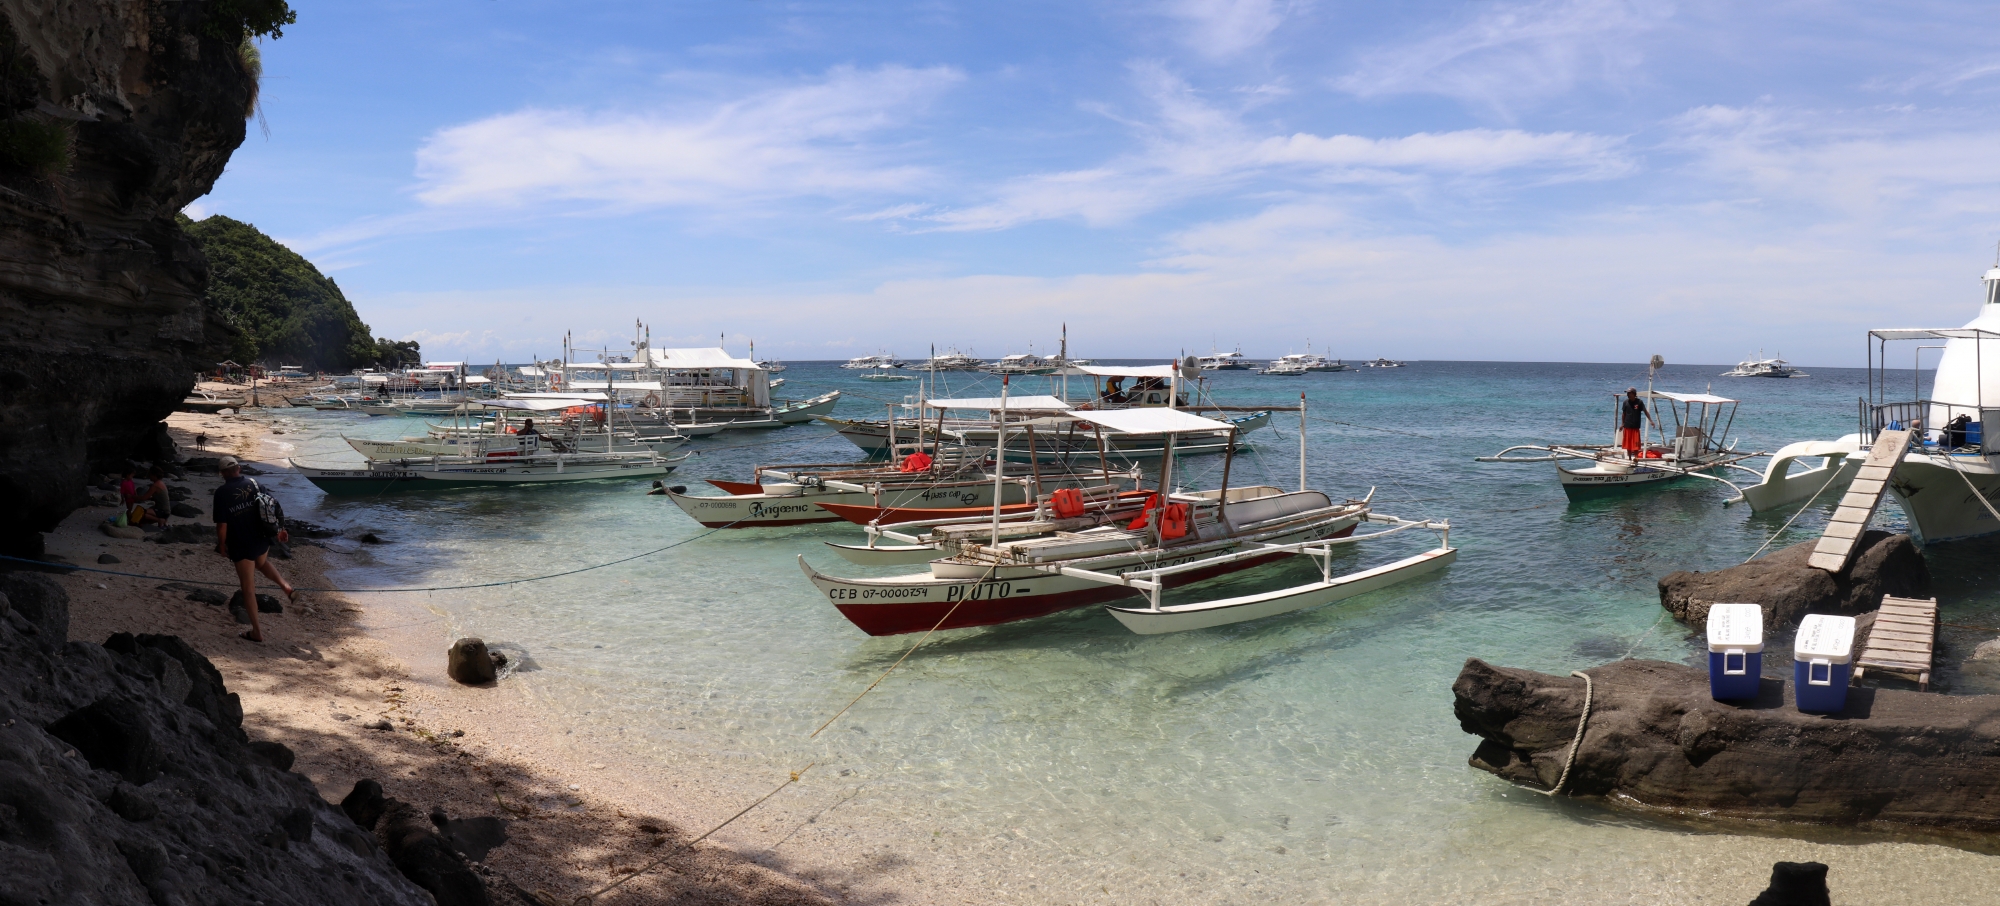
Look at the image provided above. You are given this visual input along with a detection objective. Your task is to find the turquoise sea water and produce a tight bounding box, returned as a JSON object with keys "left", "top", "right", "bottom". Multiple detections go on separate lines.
{"left": 264, "top": 361, "right": 2000, "bottom": 902}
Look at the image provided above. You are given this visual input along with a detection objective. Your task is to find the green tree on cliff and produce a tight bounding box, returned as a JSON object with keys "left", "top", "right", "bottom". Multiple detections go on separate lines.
{"left": 180, "top": 213, "right": 415, "bottom": 371}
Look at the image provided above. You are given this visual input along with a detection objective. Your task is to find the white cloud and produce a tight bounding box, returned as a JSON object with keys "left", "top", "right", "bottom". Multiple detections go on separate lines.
{"left": 1665, "top": 104, "right": 2000, "bottom": 223}
{"left": 411, "top": 65, "right": 964, "bottom": 210}
{"left": 911, "top": 64, "right": 1631, "bottom": 231}
{"left": 1163, "top": 0, "right": 1292, "bottom": 59}
{"left": 182, "top": 201, "right": 211, "bottom": 220}
{"left": 1335, "top": 0, "right": 1673, "bottom": 117}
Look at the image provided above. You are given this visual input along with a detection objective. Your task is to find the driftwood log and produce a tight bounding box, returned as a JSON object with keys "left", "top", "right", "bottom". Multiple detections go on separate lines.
{"left": 1454, "top": 658, "right": 2000, "bottom": 833}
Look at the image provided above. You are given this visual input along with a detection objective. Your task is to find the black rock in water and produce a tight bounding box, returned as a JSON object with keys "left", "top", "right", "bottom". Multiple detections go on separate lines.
{"left": 448, "top": 638, "right": 496, "bottom": 685}
{"left": 1748, "top": 861, "right": 1831, "bottom": 906}
{"left": 1659, "top": 531, "right": 1929, "bottom": 632}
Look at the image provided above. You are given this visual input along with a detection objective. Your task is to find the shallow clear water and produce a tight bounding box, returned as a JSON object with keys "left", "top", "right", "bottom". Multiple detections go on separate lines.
{"left": 263, "top": 361, "right": 2000, "bottom": 902}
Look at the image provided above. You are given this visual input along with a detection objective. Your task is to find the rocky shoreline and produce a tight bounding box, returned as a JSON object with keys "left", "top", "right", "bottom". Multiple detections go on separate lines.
{"left": 8, "top": 412, "right": 857, "bottom": 904}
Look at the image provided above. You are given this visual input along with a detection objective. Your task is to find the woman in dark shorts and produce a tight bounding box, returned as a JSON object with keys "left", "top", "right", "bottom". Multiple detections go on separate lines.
{"left": 212, "top": 456, "right": 293, "bottom": 642}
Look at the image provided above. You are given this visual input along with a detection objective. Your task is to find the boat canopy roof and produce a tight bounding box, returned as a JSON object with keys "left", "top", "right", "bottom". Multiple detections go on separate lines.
{"left": 646, "top": 347, "right": 762, "bottom": 370}
{"left": 1870, "top": 327, "right": 2000, "bottom": 341}
{"left": 471, "top": 398, "right": 593, "bottom": 411}
{"left": 506, "top": 391, "right": 611, "bottom": 401}
{"left": 1642, "top": 390, "right": 1736, "bottom": 405}
{"left": 1065, "top": 364, "right": 1177, "bottom": 378}
{"left": 924, "top": 394, "right": 1070, "bottom": 411}
{"left": 1073, "top": 408, "right": 1233, "bottom": 435}
{"left": 566, "top": 380, "right": 664, "bottom": 391}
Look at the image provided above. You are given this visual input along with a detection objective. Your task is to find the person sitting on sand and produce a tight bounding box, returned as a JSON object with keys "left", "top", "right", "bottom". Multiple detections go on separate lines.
{"left": 212, "top": 456, "right": 293, "bottom": 643}
{"left": 117, "top": 466, "right": 138, "bottom": 509}
{"left": 130, "top": 467, "right": 172, "bottom": 527}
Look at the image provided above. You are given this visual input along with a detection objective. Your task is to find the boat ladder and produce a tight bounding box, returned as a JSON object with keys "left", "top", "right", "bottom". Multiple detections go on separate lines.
{"left": 1807, "top": 428, "right": 1912, "bottom": 573}
{"left": 1854, "top": 595, "right": 1939, "bottom": 690}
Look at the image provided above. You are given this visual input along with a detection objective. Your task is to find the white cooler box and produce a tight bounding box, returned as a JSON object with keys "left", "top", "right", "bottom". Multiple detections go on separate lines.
{"left": 1706, "top": 603, "right": 1763, "bottom": 700}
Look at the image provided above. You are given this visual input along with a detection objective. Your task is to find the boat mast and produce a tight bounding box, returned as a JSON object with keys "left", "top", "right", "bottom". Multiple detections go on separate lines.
{"left": 991, "top": 375, "right": 1008, "bottom": 547}
{"left": 1299, "top": 392, "right": 1308, "bottom": 492}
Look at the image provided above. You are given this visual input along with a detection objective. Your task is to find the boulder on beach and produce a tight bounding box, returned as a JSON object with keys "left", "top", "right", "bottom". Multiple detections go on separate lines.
{"left": 1453, "top": 657, "right": 2000, "bottom": 833}
{"left": 448, "top": 638, "right": 496, "bottom": 685}
{"left": 1658, "top": 531, "right": 1929, "bottom": 632}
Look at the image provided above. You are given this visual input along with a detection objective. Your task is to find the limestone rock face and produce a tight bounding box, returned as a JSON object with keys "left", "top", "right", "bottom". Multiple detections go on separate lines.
{"left": 1, "top": 580, "right": 431, "bottom": 904}
{"left": 0, "top": 0, "right": 257, "bottom": 556}
{"left": 1453, "top": 657, "right": 2000, "bottom": 833}
{"left": 1657, "top": 532, "right": 1930, "bottom": 632}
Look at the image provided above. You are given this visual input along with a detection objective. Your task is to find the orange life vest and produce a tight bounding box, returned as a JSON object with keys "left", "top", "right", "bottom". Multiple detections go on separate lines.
{"left": 1049, "top": 488, "right": 1085, "bottom": 518}
{"left": 1159, "top": 503, "right": 1191, "bottom": 540}
{"left": 898, "top": 452, "right": 934, "bottom": 473}
{"left": 1126, "top": 494, "right": 1161, "bottom": 530}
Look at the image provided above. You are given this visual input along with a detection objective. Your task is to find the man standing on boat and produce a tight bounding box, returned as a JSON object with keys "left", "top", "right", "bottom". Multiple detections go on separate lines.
{"left": 1620, "top": 387, "right": 1658, "bottom": 455}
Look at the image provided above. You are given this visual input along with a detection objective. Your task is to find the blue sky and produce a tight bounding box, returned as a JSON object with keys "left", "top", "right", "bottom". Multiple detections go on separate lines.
{"left": 197, "top": 1, "right": 2000, "bottom": 365}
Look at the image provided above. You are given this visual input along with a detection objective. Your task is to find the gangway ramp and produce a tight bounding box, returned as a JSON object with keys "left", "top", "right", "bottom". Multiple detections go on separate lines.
{"left": 1808, "top": 428, "right": 1913, "bottom": 573}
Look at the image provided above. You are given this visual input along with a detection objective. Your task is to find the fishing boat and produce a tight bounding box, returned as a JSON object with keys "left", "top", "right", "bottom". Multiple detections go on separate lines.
{"left": 1478, "top": 385, "right": 1767, "bottom": 497}
{"left": 1732, "top": 259, "right": 2000, "bottom": 540}
{"left": 179, "top": 389, "right": 247, "bottom": 413}
{"left": 1259, "top": 356, "right": 1311, "bottom": 376}
{"left": 842, "top": 353, "right": 903, "bottom": 370}
{"left": 1722, "top": 353, "right": 1807, "bottom": 378}
{"left": 1364, "top": 358, "right": 1407, "bottom": 368}
{"left": 1198, "top": 350, "right": 1253, "bottom": 371}
{"left": 986, "top": 353, "right": 1057, "bottom": 375}
{"left": 801, "top": 399, "right": 1454, "bottom": 636}
{"left": 818, "top": 363, "right": 1269, "bottom": 462}
{"left": 917, "top": 349, "right": 986, "bottom": 371}
{"left": 858, "top": 367, "right": 916, "bottom": 382}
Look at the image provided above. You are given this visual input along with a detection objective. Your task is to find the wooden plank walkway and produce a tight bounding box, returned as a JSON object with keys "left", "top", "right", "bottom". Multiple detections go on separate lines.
{"left": 1808, "top": 428, "right": 1913, "bottom": 573}
{"left": 1854, "top": 595, "right": 1939, "bottom": 690}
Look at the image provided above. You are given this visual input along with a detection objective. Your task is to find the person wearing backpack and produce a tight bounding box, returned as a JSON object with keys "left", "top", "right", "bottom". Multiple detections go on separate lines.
{"left": 212, "top": 456, "right": 294, "bottom": 643}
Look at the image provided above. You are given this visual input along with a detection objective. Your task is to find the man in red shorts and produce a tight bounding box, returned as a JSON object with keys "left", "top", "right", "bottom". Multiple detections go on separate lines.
{"left": 1620, "top": 387, "right": 1657, "bottom": 455}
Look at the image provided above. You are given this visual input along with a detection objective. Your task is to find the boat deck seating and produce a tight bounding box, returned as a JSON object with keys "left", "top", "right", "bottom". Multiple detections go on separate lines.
{"left": 1854, "top": 595, "right": 1939, "bottom": 689}
{"left": 1808, "top": 428, "right": 1913, "bottom": 573}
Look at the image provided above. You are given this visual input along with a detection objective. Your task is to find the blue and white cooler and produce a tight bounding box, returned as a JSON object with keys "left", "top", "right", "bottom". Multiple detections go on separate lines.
{"left": 1793, "top": 614, "right": 1857, "bottom": 713}
{"left": 1706, "top": 603, "right": 1763, "bottom": 700}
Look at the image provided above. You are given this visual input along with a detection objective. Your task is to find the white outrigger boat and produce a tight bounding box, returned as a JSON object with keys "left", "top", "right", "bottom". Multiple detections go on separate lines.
{"left": 1732, "top": 259, "right": 2000, "bottom": 540}
{"left": 345, "top": 398, "right": 689, "bottom": 460}
{"left": 667, "top": 394, "right": 1142, "bottom": 528}
{"left": 1479, "top": 388, "right": 1766, "bottom": 497}
{"left": 1721, "top": 353, "right": 1807, "bottom": 378}
{"left": 801, "top": 375, "right": 1455, "bottom": 636}
{"left": 295, "top": 447, "right": 688, "bottom": 495}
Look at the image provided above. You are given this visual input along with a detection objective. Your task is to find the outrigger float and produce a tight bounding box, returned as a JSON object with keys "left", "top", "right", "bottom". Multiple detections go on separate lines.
{"left": 1478, "top": 389, "right": 1769, "bottom": 499}
{"left": 800, "top": 368, "right": 1456, "bottom": 636}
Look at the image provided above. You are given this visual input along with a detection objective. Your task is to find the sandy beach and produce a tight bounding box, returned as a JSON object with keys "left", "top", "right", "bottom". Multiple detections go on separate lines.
{"left": 43, "top": 410, "right": 916, "bottom": 905}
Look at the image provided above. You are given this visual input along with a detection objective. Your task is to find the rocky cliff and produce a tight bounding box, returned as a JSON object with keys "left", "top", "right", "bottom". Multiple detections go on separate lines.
{"left": 0, "top": 0, "right": 260, "bottom": 557}
{"left": 0, "top": 572, "right": 433, "bottom": 905}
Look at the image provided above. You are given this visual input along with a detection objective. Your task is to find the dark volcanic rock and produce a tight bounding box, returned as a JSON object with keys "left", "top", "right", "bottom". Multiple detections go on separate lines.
{"left": 448, "top": 638, "right": 496, "bottom": 685}
{"left": 1658, "top": 531, "right": 1929, "bottom": 632}
{"left": 0, "top": 572, "right": 68, "bottom": 643}
{"left": 230, "top": 589, "right": 282, "bottom": 614}
{"left": 0, "top": 583, "right": 429, "bottom": 902}
{"left": 343, "top": 778, "right": 389, "bottom": 830}
{"left": 170, "top": 502, "right": 203, "bottom": 518}
{"left": 1454, "top": 657, "right": 2000, "bottom": 832}
{"left": 380, "top": 799, "right": 492, "bottom": 906}
{"left": 0, "top": 2, "right": 260, "bottom": 557}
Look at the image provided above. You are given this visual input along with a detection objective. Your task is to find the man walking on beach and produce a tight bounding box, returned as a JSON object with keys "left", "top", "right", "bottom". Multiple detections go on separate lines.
{"left": 1620, "top": 387, "right": 1658, "bottom": 455}
{"left": 213, "top": 456, "right": 293, "bottom": 642}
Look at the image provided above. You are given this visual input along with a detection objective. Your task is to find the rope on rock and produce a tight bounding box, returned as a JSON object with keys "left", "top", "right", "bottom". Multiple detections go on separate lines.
{"left": 1540, "top": 670, "right": 1594, "bottom": 797}
{"left": 1742, "top": 463, "right": 1847, "bottom": 563}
